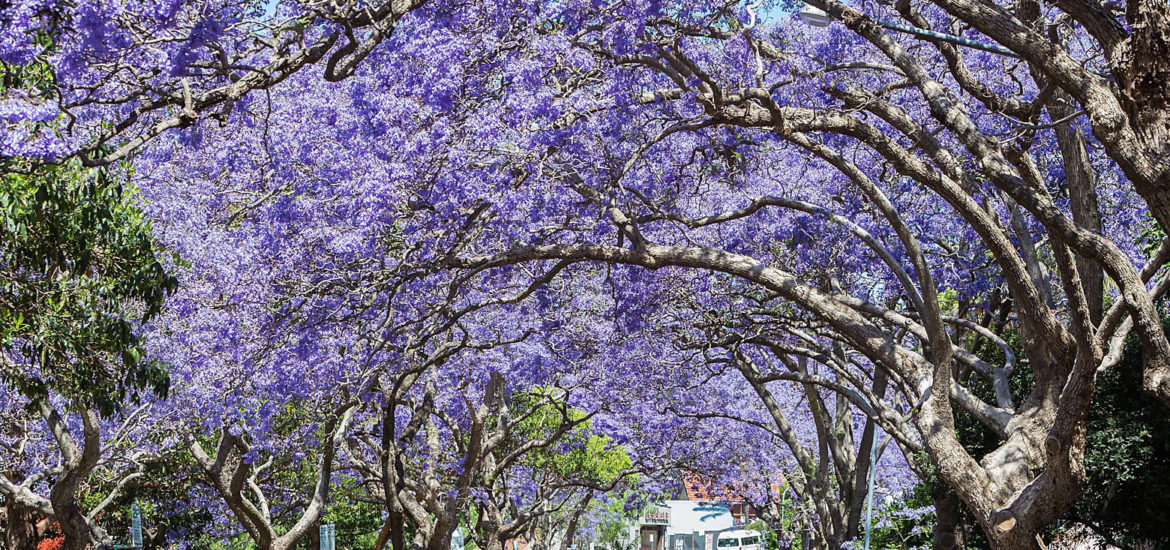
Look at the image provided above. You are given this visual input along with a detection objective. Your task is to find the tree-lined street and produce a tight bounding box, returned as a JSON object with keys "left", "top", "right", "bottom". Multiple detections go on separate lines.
{"left": 3, "top": 1, "right": 1170, "bottom": 548}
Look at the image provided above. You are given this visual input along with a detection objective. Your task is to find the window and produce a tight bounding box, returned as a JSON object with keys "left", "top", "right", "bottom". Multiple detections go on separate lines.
{"left": 717, "top": 539, "right": 739, "bottom": 548}
{"left": 740, "top": 538, "right": 759, "bottom": 546}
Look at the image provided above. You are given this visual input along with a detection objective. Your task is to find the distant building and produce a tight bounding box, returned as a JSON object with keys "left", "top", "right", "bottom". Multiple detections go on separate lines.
{"left": 629, "top": 500, "right": 734, "bottom": 550}
{"left": 680, "top": 475, "right": 759, "bottom": 527}
{"left": 586, "top": 473, "right": 778, "bottom": 550}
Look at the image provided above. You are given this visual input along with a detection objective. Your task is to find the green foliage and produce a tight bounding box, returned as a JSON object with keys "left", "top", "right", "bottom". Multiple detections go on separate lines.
{"left": 863, "top": 485, "right": 934, "bottom": 550}
{"left": 0, "top": 57, "right": 56, "bottom": 100}
{"left": 744, "top": 520, "right": 782, "bottom": 550}
{"left": 310, "top": 475, "right": 387, "bottom": 550}
{"left": 264, "top": 403, "right": 388, "bottom": 548}
{"left": 0, "top": 161, "right": 177, "bottom": 415}
{"left": 936, "top": 289, "right": 959, "bottom": 316}
{"left": 1137, "top": 213, "right": 1166, "bottom": 259}
{"left": 1069, "top": 320, "right": 1170, "bottom": 548}
{"left": 507, "top": 390, "right": 633, "bottom": 484}
{"left": 592, "top": 494, "right": 640, "bottom": 550}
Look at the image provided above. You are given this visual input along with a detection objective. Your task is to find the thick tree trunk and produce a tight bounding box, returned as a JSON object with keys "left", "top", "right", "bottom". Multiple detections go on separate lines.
{"left": 307, "top": 521, "right": 321, "bottom": 550}
{"left": 56, "top": 504, "right": 98, "bottom": 550}
{"left": 953, "top": 411, "right": 1087, "bottom": 550}
{"left": 931, "top": 488, "right": 964, "bottom": 550}
{"left": 803, "top": 528, "right": 840, "bottom": 550}
{"left": 4, "top": 500, "right": 38, "bottom": 550}
{"left": 427, "top": 515, "right": 457, "bottom": 550}
{"left": 1121, "top": 0, "right": 1170, "bottom": 171}
{"left": 382, "top": 396, "right": 412, "bottom": 550}
{"left": 386, "top": 497, "right": 409, "bottom": 550}
{"left": 994, "top": 533, "right": 1042, "bottom": 550}
{"left": 372, "top": 517, "right": 396, "bottom": 550}
{"left": 485, "top": 530, "right": 505, "bottom": 550}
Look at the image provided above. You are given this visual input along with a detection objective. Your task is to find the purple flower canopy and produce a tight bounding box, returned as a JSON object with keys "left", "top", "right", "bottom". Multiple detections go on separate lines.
{"left": 2, "top": 0, "right": 1167, "bottom": 548}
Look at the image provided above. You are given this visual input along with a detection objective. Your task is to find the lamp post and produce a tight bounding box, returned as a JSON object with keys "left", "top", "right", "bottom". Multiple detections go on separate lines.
{"left": 863, "top": 436, "right": 878, "bottom": 550}
{"left": 797, "top": 5, "right": 1020, "bottom": 58}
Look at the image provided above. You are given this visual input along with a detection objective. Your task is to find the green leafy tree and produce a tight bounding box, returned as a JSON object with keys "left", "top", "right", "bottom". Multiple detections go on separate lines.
{"left": 1067, "top": 321, "right": 1170, "bottom": 549}
{"left": 496, "top": 389, "right": 633, "bottom": 487}
{"left": 473, "top": 390, "right": 635, "bottom": 550}
{"left": 0, "top": 161, "right": 177, "bottom": 415}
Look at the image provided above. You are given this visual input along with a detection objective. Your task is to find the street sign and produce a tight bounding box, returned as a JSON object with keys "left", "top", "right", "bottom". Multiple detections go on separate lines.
{"left": 131, "top": 503, "right": 142, "bottom": 548}
{"left": 320, "top": 523, "right": 336, "bottom": 550}
{"left": 644, "top": 507, "right": 670, "bottom": 525}
{"left": 107, "top": 502, "right": 143, "bottom": 550}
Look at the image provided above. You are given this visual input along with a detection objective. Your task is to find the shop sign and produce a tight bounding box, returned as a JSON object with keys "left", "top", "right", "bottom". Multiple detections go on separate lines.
{"left": 644, "top": 508, "right": 671, "bottom": 525}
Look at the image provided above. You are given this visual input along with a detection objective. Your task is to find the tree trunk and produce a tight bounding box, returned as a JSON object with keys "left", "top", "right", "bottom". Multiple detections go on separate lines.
{"left": 932, "top": 488, "right": 964, "bottom": 550}
{"left": 55, "top": 500, "right": 105, "bottom": 550}
{"left": 561, "top": 494, "right": 593, "bottom": 550}
{"left": 1049, "top": 99, "right": 1104, "bottom": 324}
{"left": 307, "top": 521, "right": 321, "bottom": 550}
{"left": 427, "top": 516, "right": 457, "bottom": 550}
{"left": 382, "top": 396, "right": 411, "bottom": 550}
{"left": 372, "top": 517, "right": 395, "bottom": 550}
{"left": 988, "top": 529, "right": 1043, "bottom": 550}
{"left": 485, "top": 530, "right": 505, "bottom": 550}
{"left": 4, "top": 500, "right": 38, "bottom": 550}
{"left": 803, "top": 530, "right": 837, "bottom": 550}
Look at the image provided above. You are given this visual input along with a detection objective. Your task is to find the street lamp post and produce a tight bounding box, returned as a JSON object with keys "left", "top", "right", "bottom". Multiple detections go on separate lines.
{"left": 863, "top": 437, "right": 878, "bottom": 550}
{"left": 797, "top": 5, "right": 1021, "bottom": 58}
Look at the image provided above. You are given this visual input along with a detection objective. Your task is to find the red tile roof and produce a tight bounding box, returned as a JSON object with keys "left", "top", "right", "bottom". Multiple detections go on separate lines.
{"left": 683, "top": 474, "right": 741, "bottom": 502}
{"left": 682, "top": 472, "right": 788, "bottom": 503}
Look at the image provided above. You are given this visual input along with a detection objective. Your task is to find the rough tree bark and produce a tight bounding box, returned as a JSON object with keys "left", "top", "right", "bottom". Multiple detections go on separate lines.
{"left": 4, "top": 499, "right": 38, "bottom": 550}
{"left": 189, "top": 401, "right": 356, "bottom": 550}
{"left": 932, "top": 488, "right": 965, "bottom": 550}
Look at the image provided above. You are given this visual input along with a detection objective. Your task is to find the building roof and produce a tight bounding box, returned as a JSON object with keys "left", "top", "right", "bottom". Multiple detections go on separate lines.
{"left": 682, "top": 474, "right": 741, "bottom": 502}
{"left": 681, "top": 472, "right": 788, "bottom": 503}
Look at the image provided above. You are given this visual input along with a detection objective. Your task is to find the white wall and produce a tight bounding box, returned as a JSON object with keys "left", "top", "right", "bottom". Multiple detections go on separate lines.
{"left": 660, "top": 501, "right": 734, "bottom": 537}
{"left": 624, "top": 500, "right": 735, "bottom": 548}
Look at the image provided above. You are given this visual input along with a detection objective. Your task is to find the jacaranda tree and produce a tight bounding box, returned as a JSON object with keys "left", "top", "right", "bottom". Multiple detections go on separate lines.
{"left": 4, "top": 1, "right": 1170, "bottom": 549}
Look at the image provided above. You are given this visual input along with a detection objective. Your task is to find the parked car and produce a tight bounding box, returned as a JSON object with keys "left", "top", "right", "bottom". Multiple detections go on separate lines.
{"left": 715, "top": 530, "right": 762, "bottom": 550}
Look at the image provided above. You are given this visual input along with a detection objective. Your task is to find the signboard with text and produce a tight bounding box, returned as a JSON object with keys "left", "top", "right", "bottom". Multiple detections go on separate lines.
{"left": 643, "top": 507, "right": 671, "bottom": 525}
